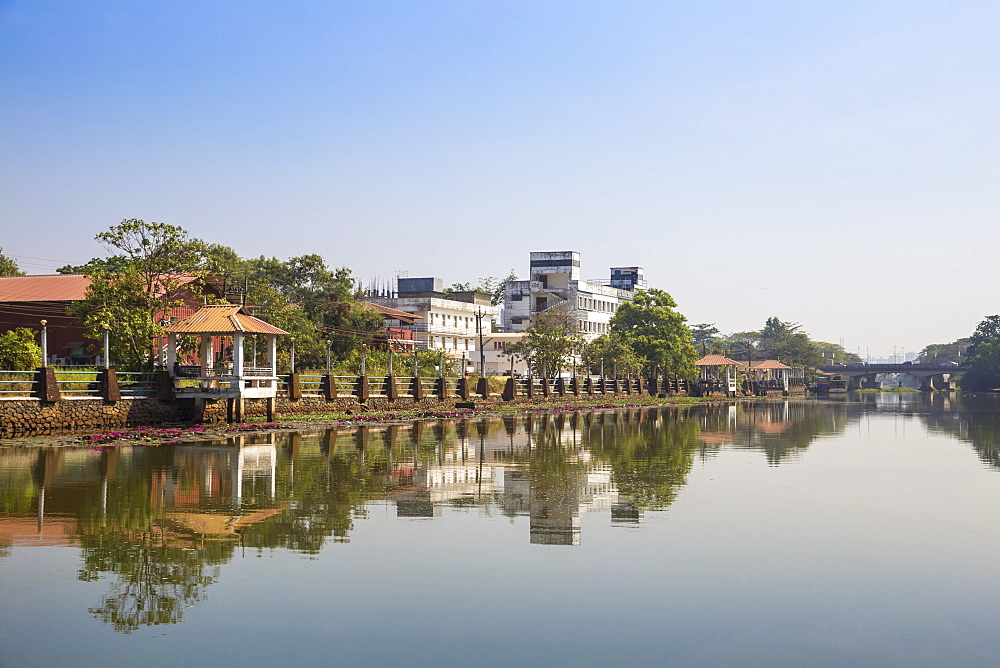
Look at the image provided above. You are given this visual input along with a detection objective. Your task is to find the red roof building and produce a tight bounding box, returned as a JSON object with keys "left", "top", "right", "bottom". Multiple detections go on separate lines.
{"left": 0, "top": 274, "right": 225, "bottom": 365}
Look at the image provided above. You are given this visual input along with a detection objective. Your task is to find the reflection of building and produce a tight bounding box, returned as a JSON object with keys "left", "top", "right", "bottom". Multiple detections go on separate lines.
{"left": 392, "top": 425, "right": 619, "bottom": 546}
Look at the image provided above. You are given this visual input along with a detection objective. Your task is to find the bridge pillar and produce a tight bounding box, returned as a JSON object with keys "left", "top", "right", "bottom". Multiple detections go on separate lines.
{"left": 863, "top": 374, "right": 880, "bottom": 390}
{"left": 847, "top": 375, "right": 865, "bottom": 391}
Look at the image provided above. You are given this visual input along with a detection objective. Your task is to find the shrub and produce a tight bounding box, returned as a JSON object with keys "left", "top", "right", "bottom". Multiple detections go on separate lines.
{"left": 0, "top": 328, "right": 42, "bottom": 370}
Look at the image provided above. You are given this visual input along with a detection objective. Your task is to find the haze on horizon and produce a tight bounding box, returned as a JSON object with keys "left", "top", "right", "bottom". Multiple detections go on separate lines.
{"left": 2, "top": 1, "right": 998, "bottom": 359}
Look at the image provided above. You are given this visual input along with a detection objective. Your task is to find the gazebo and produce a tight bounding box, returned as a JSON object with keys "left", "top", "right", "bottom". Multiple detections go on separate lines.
{"left": 163, "top": 304, "right": 289, "bottom": 419}
{"left": 749, "top": 359, "right": 804, "bottom": 393}
{"left": 695, "top": 354, "right": 740, "bottom": 395}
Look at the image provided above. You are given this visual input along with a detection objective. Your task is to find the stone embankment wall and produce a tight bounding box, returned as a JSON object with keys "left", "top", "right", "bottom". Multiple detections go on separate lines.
{"left": 0, "top": 397, "right": 195, "bottom": 436}
{"left": 0, "top": 368, "right": 697, "bottom": 436}
{"left": 0, "top": 392, "right": 644, "bottom": 436}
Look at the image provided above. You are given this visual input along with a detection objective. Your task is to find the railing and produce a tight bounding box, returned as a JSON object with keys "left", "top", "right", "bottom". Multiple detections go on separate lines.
{"left": 0, "top": 371, "right": 38, "bottom": 397}
{"left": 299, "top": 375, "right": 324, "bottom": 395}
{"left": 118, "top": 371, "right": 158, "bottom": 397}
{"left": 55, "top": 370, "right": 101, "bottom": 397}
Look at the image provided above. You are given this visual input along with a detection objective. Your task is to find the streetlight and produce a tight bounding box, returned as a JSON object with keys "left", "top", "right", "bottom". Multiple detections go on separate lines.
{"left": 40, "top": 320, "right": 48, "bottom": 367}
{"left": 325, "top": 339, "right": 331, "bottom": 374}
{"left": 289, "top": 337, "right": 295, "bottom": 373}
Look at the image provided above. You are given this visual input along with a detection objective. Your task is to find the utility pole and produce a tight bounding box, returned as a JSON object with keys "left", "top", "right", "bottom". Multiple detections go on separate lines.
{"left": 476, "top": 308, "right": 486, "bottom": 376}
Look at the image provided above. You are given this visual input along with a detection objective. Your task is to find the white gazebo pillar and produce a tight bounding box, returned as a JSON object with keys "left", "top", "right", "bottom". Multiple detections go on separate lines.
{"left": 231, "top": 332, "right": 244, "bottom": 390}
{"left": 267, "top": 334, "right": 277, "bottom": 375}
{"left": 200, "top": 335, "right": 214, "bottom": 375}
{"left": 166, "top": 332, "right": 178, "bottom": 375}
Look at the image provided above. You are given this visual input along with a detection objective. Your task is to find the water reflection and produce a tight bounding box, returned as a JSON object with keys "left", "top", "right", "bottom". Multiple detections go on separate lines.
{"left": 0, "top": 400, "right": 875, "bottom": 632}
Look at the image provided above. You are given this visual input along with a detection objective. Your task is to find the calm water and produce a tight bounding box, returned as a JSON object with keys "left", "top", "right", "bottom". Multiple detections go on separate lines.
{"left": 2, "top": 394, "right": 1000, "bottom": 666}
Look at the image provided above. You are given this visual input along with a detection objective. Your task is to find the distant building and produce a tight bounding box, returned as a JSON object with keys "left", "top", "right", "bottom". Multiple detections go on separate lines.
{"left": 367, "top": 277, "right": 499, "bottom": 355}
{"left": 501, "top": 251, "right": 646, "bottom": 340}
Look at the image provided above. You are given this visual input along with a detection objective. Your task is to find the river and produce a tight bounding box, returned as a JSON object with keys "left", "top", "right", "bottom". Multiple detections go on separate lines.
{"left": 1, "top": 393, "right": 999, "bottom": 666}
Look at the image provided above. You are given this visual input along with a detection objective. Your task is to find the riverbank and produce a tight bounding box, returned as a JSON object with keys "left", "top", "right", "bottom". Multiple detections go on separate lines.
{"left": 0, "top": 395, "right": 732, "bottom": 448}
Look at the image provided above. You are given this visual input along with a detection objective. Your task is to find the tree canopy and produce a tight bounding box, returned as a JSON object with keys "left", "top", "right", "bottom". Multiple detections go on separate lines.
{"left": 608, "top": 289, "right": 698, "bottom": 378}
{"left": 0, "top": 247, "right": 24, "bottom": 276}
{"left": 960, "top": 316, "right": 1000, "bottom": 391}
{"left": 506, "top": 306, "right": 584, "bottom": 376}
{"left": 0, "top": 328, "right": 42, "bottom": 369}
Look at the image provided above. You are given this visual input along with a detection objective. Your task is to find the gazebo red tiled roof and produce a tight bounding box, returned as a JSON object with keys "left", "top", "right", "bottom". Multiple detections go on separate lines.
{"left": 695, "top": 354, "right": 740, "bottom": 366}
{"left": 752, "top": 359, "right": 792, "bottom": 370}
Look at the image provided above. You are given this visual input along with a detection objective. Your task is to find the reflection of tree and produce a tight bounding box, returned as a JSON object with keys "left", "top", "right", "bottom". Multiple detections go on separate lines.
{"left": 584, "top": 409, "right": 701, "bottom": 509}
{"left": 919, "top": 394, "right": 1000, "bottom": 471}
{"left": 698, "top": 401, "right": 848, "bottom": 465}
{"left": 78, "top": 529, "right": 230, "bottom": 633}
{"left": 74, "top": 448, "right": 234, "bottom": 634}
{"left": 239, "top": 450, "right": 388, "bottom": 552}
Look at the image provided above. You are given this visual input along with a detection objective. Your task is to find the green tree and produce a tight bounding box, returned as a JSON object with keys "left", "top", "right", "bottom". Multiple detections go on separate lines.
{"left": 608, "top": 289, "right": 698, "bottom": 378}
{"left": 506, "top": 306, "right": 584, "bottom": 377}
{"left": 960, "top": 316, "right": 1000, "bottom": 391}
{"left": 0, "top": 328, "right": 42, "bottom": 369}
{"left": 443, "top": 270, "right": 518, "bottom": 306}
{"left": 0, "top": 247, "right": 24, "bottom": 276}
{"left": 690, "top": 323, "right": 720, "bottom": 354}
{"left": 917, "top": 338, "right": 971, "bottom": 364}
{"left": 70, "top": 219, "right": 208, "bottom": 370}
{"left": 582, "top": 335, "right": 643, "bottom": 376}
{"left": 756, "top": 317, "right": 824, "bottom": 369}
{"left": 243, "top": 255, "right": 381, "bottom": 368}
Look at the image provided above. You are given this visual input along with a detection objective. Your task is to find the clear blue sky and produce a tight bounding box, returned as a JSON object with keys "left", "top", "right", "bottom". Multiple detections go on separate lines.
{"left": 2, "top": 1, "right": 998, "bottom": 358}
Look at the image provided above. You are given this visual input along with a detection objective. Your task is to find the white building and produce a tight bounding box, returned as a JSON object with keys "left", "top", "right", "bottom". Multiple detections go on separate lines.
{"left": 478, "top": 331, "right": 529, "bottom": 376}
{"left": 368, "top": 277, "right": 499, "bottom": 355}
{"left": 502, "top": 251, "right": 646, "bottom": 340}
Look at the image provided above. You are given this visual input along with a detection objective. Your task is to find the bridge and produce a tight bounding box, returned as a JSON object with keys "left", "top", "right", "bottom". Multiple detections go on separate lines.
{"left": 817, "top": 363, "right": 967, "bottom": 391}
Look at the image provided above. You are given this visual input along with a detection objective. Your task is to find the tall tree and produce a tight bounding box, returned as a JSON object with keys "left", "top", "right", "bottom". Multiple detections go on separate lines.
{"left": 756, "top": 317, "right": 824, "bottom": 369}
{"left": 70, "top": 219, "right": 208, "bottom": 370}
{"left": 506, "top": 306, "right": 584, "bottom": 377}
{"left": 690, "top": 323, "right": 720, "bottom": 354}
{"left": 608, "top": 289, "right": 698, "bottom": 378}
{"left": 960, "top": 316, "right": 1000, "bottom": 391}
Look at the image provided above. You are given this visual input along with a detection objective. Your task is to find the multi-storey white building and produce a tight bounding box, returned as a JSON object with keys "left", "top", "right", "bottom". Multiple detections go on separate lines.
{"left": 502, "top": 251, "right": 646, "bottom": 340}
{"left": 368, "top": 277, "right": 499, "bottom": 354}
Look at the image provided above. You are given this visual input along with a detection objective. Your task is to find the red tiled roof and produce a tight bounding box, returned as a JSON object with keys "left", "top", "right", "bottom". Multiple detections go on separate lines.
{"left": 695, "top": 354, "right": 740, "bottom": 366}
{"left": 0, "top": 274, "right": 91, "bottom": 302}
{"left": 165, "top": 305, "right": 289, "bottom": 335}
{"left": 752, "top": 359, "right": 792, "bottom": 370}
{"left": 364, "top": 301, "right": 422, "bottom": 324}
{"left": 0, "top": 273, "right": 214, "bottom": 302}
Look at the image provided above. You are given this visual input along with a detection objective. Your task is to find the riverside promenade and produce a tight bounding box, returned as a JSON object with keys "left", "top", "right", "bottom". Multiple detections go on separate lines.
{"left": 0, "top": 369, "right": 697, "bottom": 436}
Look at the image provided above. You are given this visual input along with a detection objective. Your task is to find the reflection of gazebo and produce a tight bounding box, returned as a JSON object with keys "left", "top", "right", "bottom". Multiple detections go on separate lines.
{"left": 695, "top": 354, "right": 740, "bottom": 395}
{"left": 164, "top": 305, "right": 289, "bottom": 412}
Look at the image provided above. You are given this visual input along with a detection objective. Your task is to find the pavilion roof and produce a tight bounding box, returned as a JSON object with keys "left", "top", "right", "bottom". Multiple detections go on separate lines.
{"left": 695, "top": 354, "right": 740, "bottom": 366}
{"left": 751, "top": 359, "right": 792, "bottom": 370}
{"left": 165, "top": 304, "right": 289, "bottom": 335}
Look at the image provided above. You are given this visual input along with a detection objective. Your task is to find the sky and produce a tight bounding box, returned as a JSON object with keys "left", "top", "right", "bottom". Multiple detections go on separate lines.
{"left": 2, "top": 1, "right": 998, "bottom": 359}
